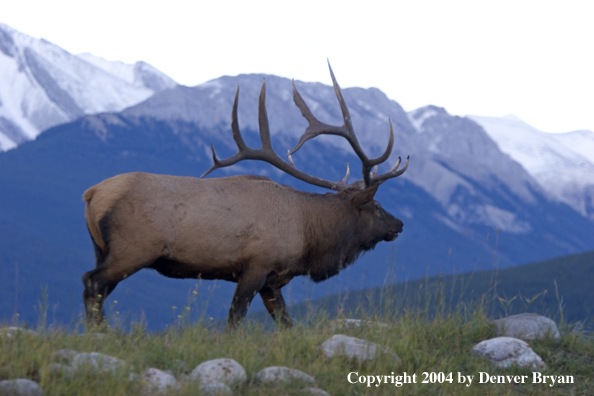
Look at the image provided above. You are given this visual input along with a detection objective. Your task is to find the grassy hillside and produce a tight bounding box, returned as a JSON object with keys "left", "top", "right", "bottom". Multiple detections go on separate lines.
{"left": 1, "top": 298, "right": 592, "bottom": 395}
{"left": 282, "top": 251, "right": 594, "bottom": 327}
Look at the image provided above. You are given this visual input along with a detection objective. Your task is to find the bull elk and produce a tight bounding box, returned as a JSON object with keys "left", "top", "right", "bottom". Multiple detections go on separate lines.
{"left": 82, "top": 63, "right": 409, "bottom": 330}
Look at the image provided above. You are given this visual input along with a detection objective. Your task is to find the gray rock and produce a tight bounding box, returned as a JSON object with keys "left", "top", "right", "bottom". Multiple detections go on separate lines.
{"left": 190, "top": 358, "right": 246, "bottom": 387}
{"left": 199, "top": 382, "right": 233, "bottom": 395}
{"left": 321, "top": 334, "right": 400, "bottom": 363}
{"left": 52, "top": 349, "right": 79, "bottom": 364}
{"left": 71, "top": 352, "right": 126, "bottom": 375}
{"left": 255, "top": 366, "right": 314, "bottom": 384}
{"left": 0, "top": 379, "right": 44, "bottom": 396}
{"left": 302, "top": 388, "right": 332, "bottom": 396}
{"left": 473, "top": 337, "right": 546, "bottom": 370}
{"left": 494, "top": 313, "right": 560, "bottom": 340}
{"left": 140, "top": 368, "right": 179, "bottom": 395}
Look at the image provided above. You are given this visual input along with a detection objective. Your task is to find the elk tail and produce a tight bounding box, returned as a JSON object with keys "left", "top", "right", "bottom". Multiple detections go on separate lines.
{"left": 83, "top": 186, "right": 108, "bottom": 260}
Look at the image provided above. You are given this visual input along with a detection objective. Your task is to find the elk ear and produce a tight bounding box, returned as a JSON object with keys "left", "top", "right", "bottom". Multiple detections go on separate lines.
{"left": 350, "top": 184, "right": 379, "bottom": 209}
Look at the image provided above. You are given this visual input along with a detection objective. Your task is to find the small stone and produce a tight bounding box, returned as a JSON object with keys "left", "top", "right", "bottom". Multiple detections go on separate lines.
{"left": 199, "top": 382, "right": 233, "bottom": 395}
{"left": 255, "top": 366, "right": 314, "bottom": 384}
{"left": 494, "top": 313, "right": 560, "bottom": 340}
{"left": 71, "top": 352, "right": 126, "bottom": 375}
{"left": 321, "top": 334, "right": 400, "bottom": 363}
{"left": 473, "top": 337, "right": 546, "bottom": 370}
{"left": 190, "top": 358, "right": 246, "bottom": 387}
{"left": 0, "top": 379, "right": 44, "bottom": 396}
{"left": 140, "top": 368, "right": 179, "bottom": 395}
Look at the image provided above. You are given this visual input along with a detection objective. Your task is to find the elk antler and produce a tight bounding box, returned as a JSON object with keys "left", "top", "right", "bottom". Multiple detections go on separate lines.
{"left": 201, "top": 82, "right": 351, "bottom": 191}
{"left": 202, "top": 63, "right": 409, "bottom": 190}
{"left": 289, "top": 61, "right": 408, "bottom": 188}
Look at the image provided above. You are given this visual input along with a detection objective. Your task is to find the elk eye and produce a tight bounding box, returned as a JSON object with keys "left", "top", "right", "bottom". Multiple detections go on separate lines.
{"left": 374, "top": 202, "right": 381, "bottom": 211}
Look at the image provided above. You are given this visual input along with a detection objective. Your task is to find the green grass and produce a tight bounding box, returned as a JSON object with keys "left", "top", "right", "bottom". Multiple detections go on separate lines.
{"left": 2, "top": 251, "right": 593, "bottom": 395}
{"left": 2, "top": 289, "right": 593, "bottom": 395}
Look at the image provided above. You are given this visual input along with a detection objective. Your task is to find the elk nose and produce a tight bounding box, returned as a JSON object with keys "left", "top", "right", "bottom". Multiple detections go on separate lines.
{"left": 396, "top": 219, "right": 404, "bottom": 233}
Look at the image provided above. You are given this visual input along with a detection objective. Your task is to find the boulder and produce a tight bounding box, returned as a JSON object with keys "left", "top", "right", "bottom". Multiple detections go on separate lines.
{"left": 320, "top": 334, "right": 400, "bottom": 363}
{"left": 71, "top": 352, "right": 126, "bottom": 375}
{"left": 199, "top": 382, "right": 233, "bottom": 395}
{"left": 140, "top": 368, "right": 179, "bottom": 395}
{"left": 190, "top": 358, "right": 246, "bottom": 387}
{"left": 494, "top": 313, "right": 560, "bottom": 340}
{"left": 473, "top": 337, "right": 546, "bottom": 370}
{"left": 0, "top": 379, "right": 44, "bottom": 396}
{"left": 255, "top": 366, "right": 314, "bottom": 384}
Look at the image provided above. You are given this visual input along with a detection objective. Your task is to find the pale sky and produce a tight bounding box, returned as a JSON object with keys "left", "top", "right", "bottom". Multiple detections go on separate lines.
{"left": 3, "top": 0, "right": 593, "bottom": 133}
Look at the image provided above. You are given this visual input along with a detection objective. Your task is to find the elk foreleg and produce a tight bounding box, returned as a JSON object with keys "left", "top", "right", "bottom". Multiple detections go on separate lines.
{"left": 259, "top": 285, "right": 293, "bottom": 329}
{"left": 227, "top": 269, "right": 267, "bottom": 331}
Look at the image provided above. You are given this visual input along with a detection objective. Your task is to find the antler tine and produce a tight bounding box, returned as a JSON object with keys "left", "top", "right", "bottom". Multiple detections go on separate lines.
{"left": 287, "top": 150, "right": 296, "bottom": 167}
{"left": 288, "top": 79, "right": 346, "bottom": 155}
{"left": 202, "top": 79, "right": 351, "bottom": 191}
{"left": 258, "top": 80, "right": 273, "bottom": 150}
{"left": 230, "top": 86, "right": 249, "bottom": 151}
{"left": 201, "top": 87, "right": 252, "bottom": 178}
{"left": 289, "top": 63, "right": 368, "bottom": 162}
{"left": 341, "top": 163, "right": 351, "bottom": 184}
{"left": 370, "top": 155, "right": 410, "bottom": 186}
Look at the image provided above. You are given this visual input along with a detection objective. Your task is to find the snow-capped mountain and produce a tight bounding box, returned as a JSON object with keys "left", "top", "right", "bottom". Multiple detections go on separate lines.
{"left": 76, "top": 52, "right": 175, "bottom": 92}
{"left": 0, "top": 22, "right": 177, "bottom": 151}
{"left": 469, "top": 115, "right": 594, "bottom": 220}
{"left": 408, "top": 106, "right": 542, "bottom": 233}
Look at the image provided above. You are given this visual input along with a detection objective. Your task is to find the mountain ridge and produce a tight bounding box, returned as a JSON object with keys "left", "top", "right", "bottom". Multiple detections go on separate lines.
{"left": 0, "top": 22, "right": 177, "bottom": 151}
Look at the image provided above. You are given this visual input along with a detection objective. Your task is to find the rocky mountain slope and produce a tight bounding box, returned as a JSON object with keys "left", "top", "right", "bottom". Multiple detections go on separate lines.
{"left": 0, "top": 22, "right": 176, "bottom": 151}
{"left": 470, "top": 114, "right": 594, "bottom": 220}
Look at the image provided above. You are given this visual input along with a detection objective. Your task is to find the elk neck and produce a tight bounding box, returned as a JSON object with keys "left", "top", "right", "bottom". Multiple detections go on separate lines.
{"left": 298, "top": 189, "right": 371, "bottom": 283}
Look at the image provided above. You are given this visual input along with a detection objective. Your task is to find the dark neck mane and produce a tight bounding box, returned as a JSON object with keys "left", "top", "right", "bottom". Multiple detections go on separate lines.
{"left": 299, "top": 192, "right": 371, "bottom": 283}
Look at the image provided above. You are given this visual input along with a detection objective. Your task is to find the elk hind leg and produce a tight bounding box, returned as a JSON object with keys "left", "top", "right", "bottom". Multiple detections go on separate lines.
{"left": 82, "top": 266, "right": 118, "bottom": 326}
{"left": 259, "top": 285, "right": 292, "bottom": 329}
{"left": 227, "top": 269, "right": 267, "bottom": 331}
{"left": 82, "top": 251, "right": 150, "bottom": 326}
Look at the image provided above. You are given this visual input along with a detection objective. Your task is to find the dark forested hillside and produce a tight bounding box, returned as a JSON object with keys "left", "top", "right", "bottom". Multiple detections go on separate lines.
{"left": 282, "top": 251, "right": 594, "bottom": 325}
